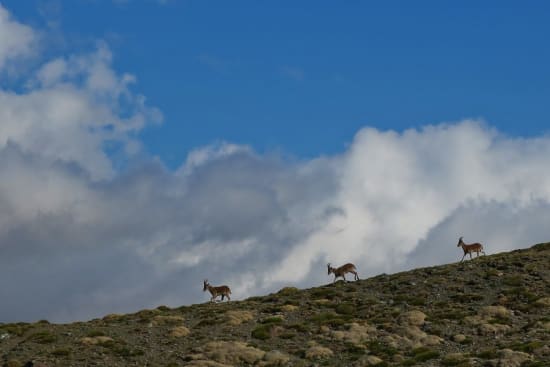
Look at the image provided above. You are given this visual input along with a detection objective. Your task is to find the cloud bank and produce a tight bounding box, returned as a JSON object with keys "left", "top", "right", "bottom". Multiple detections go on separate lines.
{"left": 1, "top": 5, "right": 550, "bottom": 322}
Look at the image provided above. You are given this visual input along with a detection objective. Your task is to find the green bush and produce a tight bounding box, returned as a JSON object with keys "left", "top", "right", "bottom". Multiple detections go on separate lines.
{"left": 309, "top": 312, "right": 350, "bottom": 327}
{"left": 113, "top": 346, "right": 145, "bottom": 358}
{"left": 311, "top": 288, "right": 341, "bottom": 300}
{"left": 196, "top": 318, "right": 218, "bottom": 327}
{"left": 51, "top": 348, "right": 71, "bottom": 357}
{"left": 288, "top": 322, "right": 310, "bottom": 333}
{"left": 502, "top": 275, "right": 523, "bottom": 287}
{"left": 277, "top": 287, "right": 299, "bottom": 296}
{"left": 86, "top": 330, "right": 106, "bottom": 337}
{"left": 441, "top": 355, "right": 468, "bottom": 366}
{"left": 260, "top": 316, "right": 283, "bottom": 324}
{"left": 366, "top": 341, "right": 398, "bottom": 357}
{"left": 477, "top": 349, "right": 498, "bottom": 359}
{"left": 415, "top": 350, "right": 440, "bottom": 361}
{"left": 1, "top": 323, "right": 33, "bottom": 336}
{"left": 27, "top": 331, "right": 57, "bottom": 344}
{"left": 5, "top": 359, "right": 23, "bottom": 367}
{"left": 509, "top": 341, "right": 543, "bottom": 353}
{"left": 335, "top": 303, "right": 355, "bottom": 315}
{"left": 251, "top": 324, "right": 273, "bottom": 340}
{"left": 450, "top": 293, "right": 484, "bottom": 302}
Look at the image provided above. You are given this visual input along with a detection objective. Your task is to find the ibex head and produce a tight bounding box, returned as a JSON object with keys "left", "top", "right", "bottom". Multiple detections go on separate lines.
{"left": 203, "top": 279, "right": 209, "bottom": 291}
{"left": 327, "top": 263, "right": 332, "bottom": 275}
{"left": 457, "top": 236, "right": 464, "bottom": 247}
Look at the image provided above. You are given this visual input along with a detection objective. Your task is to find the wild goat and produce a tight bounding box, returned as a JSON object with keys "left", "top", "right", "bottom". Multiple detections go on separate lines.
{"left": 457, "top": 236, "right": 486, "bottom": 262}
{"left": 327, "top": 263, "right": 359, "bottom": 283}
{"left": 203, "top": 279, "right": 231, "bottom": 302}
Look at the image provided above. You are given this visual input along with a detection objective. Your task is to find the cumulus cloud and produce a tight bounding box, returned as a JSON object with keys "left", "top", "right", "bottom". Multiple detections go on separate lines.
{"left": 0, "top": 37, "right": 162, "bottom": 180}
{"left": 0, "top": 4, "right": 37, "bottom": 71}
{"left": 1, "top": 4, "right": 550, "bottom": 323}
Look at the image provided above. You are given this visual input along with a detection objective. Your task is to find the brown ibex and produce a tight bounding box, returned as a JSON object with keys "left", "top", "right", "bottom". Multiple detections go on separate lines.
{"left": 203, "top": 279, "right": 231, "bottom": 302}
{"left": 457, "top": 236, "right": 486, "bottom": 262}
{"left": 327, "top": 263, "right": 359, "bottom": 283}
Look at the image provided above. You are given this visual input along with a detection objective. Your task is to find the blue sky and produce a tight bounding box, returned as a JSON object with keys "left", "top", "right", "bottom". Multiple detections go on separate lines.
{"left": 3, "top": 2, "right": 550, "bottom": 322}
{"left": 5, "top": 0, "right": 550, "bottom": 167}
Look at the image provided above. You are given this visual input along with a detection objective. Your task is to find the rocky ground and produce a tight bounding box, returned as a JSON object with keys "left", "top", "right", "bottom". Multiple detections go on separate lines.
{"left": 1, "top": 243, "right": 549, "bottom": 367}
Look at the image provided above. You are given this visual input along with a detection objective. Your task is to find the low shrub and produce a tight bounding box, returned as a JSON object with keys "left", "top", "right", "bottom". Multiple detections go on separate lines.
{"left": 27, "top": 331, "right": 57, "bottom": 344}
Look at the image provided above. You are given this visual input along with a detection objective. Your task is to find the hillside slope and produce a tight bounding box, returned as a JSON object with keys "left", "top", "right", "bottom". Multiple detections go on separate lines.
{"left": 1, "top": 243, "right": 549, "bottom": 367}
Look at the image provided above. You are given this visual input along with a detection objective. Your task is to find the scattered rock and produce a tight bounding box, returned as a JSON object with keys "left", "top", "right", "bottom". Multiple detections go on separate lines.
{"left": 1, "top": 242, "right": 548, "bottom": 366}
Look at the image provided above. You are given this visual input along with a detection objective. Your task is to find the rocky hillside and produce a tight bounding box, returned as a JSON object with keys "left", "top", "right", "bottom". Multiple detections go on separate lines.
{"left": 1, "top": 243, "right": 549, "bottom": 367}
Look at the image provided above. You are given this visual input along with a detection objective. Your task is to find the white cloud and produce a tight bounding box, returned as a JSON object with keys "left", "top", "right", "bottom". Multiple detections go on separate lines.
{"left": 3, "top": 119, "right": 550, "bottom": 323}
{"left": 0, "top": 27, "right": 162, "bottom": 180}
{"left": 265, "top": 121, "right": 550, "bottom": 289}
{"left": 0, "top": 5, "right": 37, "bottom": 70}
{"left": 177, "top": 142, "right": 253, "bottom": 176}
{"left": 2, "top": 4, "right": 550, "bottom": 323}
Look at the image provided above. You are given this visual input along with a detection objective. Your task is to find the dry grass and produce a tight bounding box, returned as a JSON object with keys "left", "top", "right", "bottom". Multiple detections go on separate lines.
{"left": 152, "top": 315, "right": 185, "bottom": 325}
{"left": 168, "top": 325, "right": 190, "bottom": 337}
{"left": 496, "top": 349, "right": 533, "bottom": 367}
{"left": 399, "top": 310, "right": 427, "bottom": 326}
{"left": 535, "top": 297, "right": 550, "bottom": 307}
{"left": 305, "top": 344, "right": 334, "bottom": 359}
{"left": 79, "top": 336, "right": 114, "bottom": 346}
{"left": 479, "top": 305, "right": 511, "bottom": 319}
{"left": 329, "top": 322, "right": 375, "bottom": 344}
{"left": 202, "top": 341, "right": 265, "bottom": 365}
{"left": 224, "top": 310, "right": 255, "bottom": 325}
